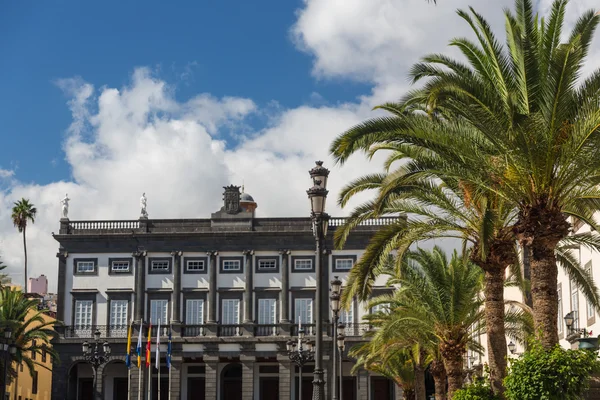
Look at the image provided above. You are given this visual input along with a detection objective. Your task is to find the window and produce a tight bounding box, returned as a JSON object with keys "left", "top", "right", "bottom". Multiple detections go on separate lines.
{"left": 186, "top": 299, "right": 204, "bottom": 325}
{"left": 258, "top": 259, "right": 276, "bottom": 270}
{"left": 294, "top": 298, "right": 313, "bottom": 325}
{"left": 74, "top": 300, "right": 93, "bottom": 327}
{"left": 110, "top": 300, "right": 128, "bottom": 327}
{"left": 335, "top": 258, "right": 354, "bottom": 271}
{"left": 587, "top": 262, "right": 594, "bottom": 320}
{"left": 32, "top": 371, "right": 38, "bottom": 395}
{"left": 223, "top": 260, "right": 241, "bottom": 271}
{"left": 258, "top": 298, "right": 277, "bottom": 325}
{"left": 340, "top": 306, "right": 354, "bottom": 324}
{"left": 111, "top": 261, "right": 130, "bottom": 272}
{"left": 558, "top": 284, "right": 563, "bottom": 334}
{"left": 76, "top": 261, "right": 95, "bottom": 273}
{"left": 571, "top": 279, "right": 579, "bottom": 329}
{"left": 151, "top": 261, "right": 169, "bottom": 271}
{"left": 371, "top": 303, "right": 390, "bottom": 314}
{"left": 187, "top": 260, "right": 205, "bottom": 272}
{"left": 31, "top": 340, "right": 36, "bottom": 360}
{"left": 42, "top": 345, "right": 47, "bottom": 363}
{"left": 150, "top": 299, "right": 168, "bottom": 325}
{"left": 295, "top": 259, "right": 312, "bottom": 270}
{"left": 221, "top": 299, "right": 240, "bottom": 325}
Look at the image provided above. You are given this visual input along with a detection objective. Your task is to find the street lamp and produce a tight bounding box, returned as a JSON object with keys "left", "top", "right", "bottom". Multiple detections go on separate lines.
{"left": 508, "top": 341, "right": 516, "bottom": 355}
{"left": 307, "top": 160, "right": 330, "bottom": 400}
{"left": 337, "top": 324, "right": 346, "bottom": 400}
{"left": 81, "top": 329, "right": 111, "bottom": 400}
{"left": 0, "top": 327, "right": 13, "bottom": 400}
{"left": 564, "top": 311, "right": 599, "bottom": 350}
{"left": 287, "top": 328, "right": 315, "bottom": 400}
{"left": 330, "top": 276, "right": 342, "bottom": 400}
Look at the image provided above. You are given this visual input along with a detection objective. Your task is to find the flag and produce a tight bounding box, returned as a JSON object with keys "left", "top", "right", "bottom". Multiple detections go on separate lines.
{"left": 145, "top": 322, "right": 152, "bottom": 368}
{"left": 166, "top": 323, "right": 172, "bottom": 369}
{"left": 125, "top": 320, "right": 133, "bottom": 368}
{"left": 136, "top": 320, "right": 143, "bottom": 368}
{"left": 155, "top": 319, "right": 161, "bottom": 370}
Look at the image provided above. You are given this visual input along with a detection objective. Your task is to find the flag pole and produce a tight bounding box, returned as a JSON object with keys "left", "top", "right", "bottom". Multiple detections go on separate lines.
{"left": 168, "top": 320, "right": 172, "bottom": 400}
{"left": 137, "top": 320, "right": 143, "bottom": 400}
{"left": 157, "top": 319, "right": 161, "bottom": 400}
{"left": 148, "top": 362, "right": 152, "bottom": 400}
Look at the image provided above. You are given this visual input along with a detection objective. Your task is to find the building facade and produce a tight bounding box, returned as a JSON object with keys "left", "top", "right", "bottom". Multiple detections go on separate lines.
{"left": 28, "top": 275, "right": 48, "bottom": 296}
{"left": 51, "top": 186, "right": 400, "bottom": 400}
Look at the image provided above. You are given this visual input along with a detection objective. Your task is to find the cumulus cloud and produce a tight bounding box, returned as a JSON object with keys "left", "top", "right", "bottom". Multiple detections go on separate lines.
{"left": 1, "top": 0, "right": 599, "bottom": 292}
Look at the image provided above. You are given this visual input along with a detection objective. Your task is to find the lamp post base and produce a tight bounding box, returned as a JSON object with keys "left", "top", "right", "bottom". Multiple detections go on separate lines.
{"left": 312, "top": 368, "right": 325, "bottom": 400}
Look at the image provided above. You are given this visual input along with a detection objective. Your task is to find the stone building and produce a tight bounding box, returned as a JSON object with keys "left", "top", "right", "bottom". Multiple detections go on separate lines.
{"left": 51, "top": 186, "right": 400, "bottom": 400}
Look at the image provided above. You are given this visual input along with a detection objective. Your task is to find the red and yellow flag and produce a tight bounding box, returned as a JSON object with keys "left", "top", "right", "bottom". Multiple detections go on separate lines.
{"left": 145, "top": 323, "right": 152, "bottom": 368}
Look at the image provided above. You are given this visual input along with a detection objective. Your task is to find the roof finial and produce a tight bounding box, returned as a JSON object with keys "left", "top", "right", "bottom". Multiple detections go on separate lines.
{"left": 242, "top": 179, "right": 245, "bottom": 193}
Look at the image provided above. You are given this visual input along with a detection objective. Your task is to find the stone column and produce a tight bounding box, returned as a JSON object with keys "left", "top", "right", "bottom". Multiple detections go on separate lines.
{"left": 169, "top": 354, "right": 182, "bottom": 400}
{"left": 171, "top": 251, "right": 182, "bottom": 323}
{"left": 130, "top": 365, "right": 144, "bottom": 400}
{"left": 241, "top": 360, "right": 255, "bottom": 400}
{"left": 133, "top": 251, "right": 147, "bottom": 323}
{"left": 204, "top": 359, "right": 219, "bottom": 400}
{"left": 56, "top": 250, "right": 68, "bottom": 325}
{"left": 280, "top": 250, "right": 290, "bottom": 322}
{"left": 243, "top": 250, "right": 254, "bottom": 323}
{"left": 357, "top": 370, "right": 369, "bottom": 400}
{"left": 322, "top": 249, "right": 331, "bottom": 330}
{"left": 206, "top": 251, "right": 218, "bottom": 336}
{"left": 278, "top": 357, "right": 293, "bottom": 400}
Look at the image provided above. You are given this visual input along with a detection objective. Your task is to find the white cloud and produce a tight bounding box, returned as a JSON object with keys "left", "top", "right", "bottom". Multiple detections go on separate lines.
{"left": 0, "top": 170, "right": 14, "bottom": 179}
{"left": 1, "top": 0, "right": 598, "bottom": 293}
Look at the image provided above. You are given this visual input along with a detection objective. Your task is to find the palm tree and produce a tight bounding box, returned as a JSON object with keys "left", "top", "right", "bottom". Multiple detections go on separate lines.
{"left": 11, "top": 199, "right": 36, "bottom": 293}
{"left": 331, "top": 0, "right": 600, "bottom": 349}
{"left": 0, "top": 288, "right": 59, "bottom": 379}
{"left": 368, "top": 248, "right": 484, "bottom": 398}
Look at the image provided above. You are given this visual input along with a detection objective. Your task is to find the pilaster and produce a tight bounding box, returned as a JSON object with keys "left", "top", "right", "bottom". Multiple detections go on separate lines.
{"left": 56, "top": 250, "right": 68, "bottom": 324}
{"left": 133, "top": 251, "right": 147, "bottom": 323}
{"left": 207, "top": 251, "right": 218, "bottom": 324}
{"left": 241, "top": 360, "right": 255, "bottom": 400}
{"left": 169, "top": 357, "right": 182, "bottom": 400}
{"left": 171, "top": 251, "right": 182, "bottom": 325}
{"left": 278, "top": 357, "right": 293, "bottom": 400}
{"left": 243, "top": 249, "right": 254, "bottom": 324}
{"left": 204, "top": 360, "right": 219, "bottom": 400}
{"left": 357, "top": 369, "right": 369, "bottom": 400}
{"left": 280, "top": 249, "right": 291, "bottom": 323}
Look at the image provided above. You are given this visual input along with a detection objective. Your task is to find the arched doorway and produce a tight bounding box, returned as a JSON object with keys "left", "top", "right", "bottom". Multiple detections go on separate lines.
{"left": 220, "top": 363, "right": 242, "bottom": 400}
{"left": 67, "top": 362, "right": 94, "bottom": 400}
{"left": 103, "top": 360, "right": 128, "bottom": 400}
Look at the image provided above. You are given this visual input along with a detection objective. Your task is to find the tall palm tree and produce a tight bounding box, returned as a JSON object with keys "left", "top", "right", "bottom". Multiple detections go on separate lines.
{"left": 369, "top": 247, "right": 484, "bottom": 398}
{"left": 11, "top": 199, "right": 36, "bottom": 293}
{"left": 331, "top": 0, "right": 600, "bottom": 349}
{"left": 0, "top": 288, "right": 59, "bottom": 379}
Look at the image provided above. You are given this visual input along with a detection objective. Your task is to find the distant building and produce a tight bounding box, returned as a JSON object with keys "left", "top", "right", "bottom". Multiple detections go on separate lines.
{"left": 28, "top": 275, "right": 48, "bottom": 295}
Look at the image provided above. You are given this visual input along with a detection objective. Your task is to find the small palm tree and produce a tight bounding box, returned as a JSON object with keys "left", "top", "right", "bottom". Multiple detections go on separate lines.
{"left": 0, "top": 288, "right": 59, "bottom": 379}
{"left": 11, "top": 199, "right": 36, "bottom": 293}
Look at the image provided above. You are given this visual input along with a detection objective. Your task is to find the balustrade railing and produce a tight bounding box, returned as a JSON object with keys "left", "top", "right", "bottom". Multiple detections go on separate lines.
{"left": 254, "top": 324, "right": 279, "bottom": 336}
{"left": 69, "top": 220, "right": 140, "bottom": 231}
{"left": 291, "top": 324, "right": 316, "bottom": 336}
{"left": 181, "top": 325, "right": 206, "bottom": 337}
{"left": 218, "top": 325, "right": 243, "bottom": 337}
{"left": 63, "top": 325, "right": 129, "bottom": 339}
{"left": 341, "top": 323, "right": 373, "bottom": 336}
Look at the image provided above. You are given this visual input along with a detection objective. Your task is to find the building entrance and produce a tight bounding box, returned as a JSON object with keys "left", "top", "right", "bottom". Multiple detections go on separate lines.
{"left": 221, "top": 363, "right": 242, "bottom": 400}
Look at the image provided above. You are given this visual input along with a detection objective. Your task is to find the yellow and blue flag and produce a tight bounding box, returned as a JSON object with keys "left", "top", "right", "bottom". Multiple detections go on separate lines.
{"left": 125, "top": 320, "right": 133, "bottom": 368}
{"left": 136, "top": 320, "right": 143, "bottom": 368}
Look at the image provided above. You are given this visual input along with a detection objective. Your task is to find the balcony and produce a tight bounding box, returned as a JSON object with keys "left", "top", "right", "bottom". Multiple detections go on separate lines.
{"left": 218, "top": 324, "right": 243, "bottom": 337}
{"left": 254, "top": 324, "right": 280, "bottom": 336}
{"left": 181, "top": 325, "right": 206, "bottom": 337}
{"left": 63, "top": 325, "right": 129, "bottom": 339}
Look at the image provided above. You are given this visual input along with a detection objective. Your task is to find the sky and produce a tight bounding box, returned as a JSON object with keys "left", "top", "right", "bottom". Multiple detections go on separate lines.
{"left": 0, "top": 0, "right": 597, "bottom": 291}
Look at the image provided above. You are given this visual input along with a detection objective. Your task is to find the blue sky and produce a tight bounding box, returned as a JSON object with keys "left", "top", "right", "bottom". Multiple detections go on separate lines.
{"left": 0, "top": 0, "right": 369, "bottom": 185}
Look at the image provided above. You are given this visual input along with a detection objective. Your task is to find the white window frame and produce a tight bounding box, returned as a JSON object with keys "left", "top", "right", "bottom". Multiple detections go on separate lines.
{"left": 335, "top": 258, "right": 354, "bottom": 271}
{"left": 258, "top": 298, "right": 277, "bottom": 325}
{"left": 221, "top": 299, "right": 240, "bottom": 325}
{"left": 74, "top": 300, "right": 93, "bottom": 327}
{"left": 258, "top": 259, "right": 277, "bottom": 270}
{"left": 151, "top": 260, "right": 170, "bottom": 271}
{"left": 150, "top": 299, "right": 168, "bottom": 325}
{"left": 586, "top": 262, "right": 594, "bottom": 320}
{"left": 110, "top": 300, "right": 128, "bottom": 327}
{"left": 571, "top": 279, "right": 579, "bottom": 329}
{"left": 294, "top": 298, "right": 313, "bottom": 334}
{"left": 222, "top": 260, "right": 241, "bottom": 271}
{"left": 558, "top": 284, "right": 563, "bottom": 334}
{"left": 340, "top": 306, "right": 354, "bottom": 324}
{"left": 76, "top": 261, "right": 95, "bottom": 273}
{"left": 185, "top": 299, "right": 204, "bottom": 325}
{"left": 186, "top": 260, "right": 205, "bottom": 272}
{"left": 111, "top": 261, "right": 130, "bottom": 272}
{"left": 294, "top": 259, "right": 313, "bottom": 270}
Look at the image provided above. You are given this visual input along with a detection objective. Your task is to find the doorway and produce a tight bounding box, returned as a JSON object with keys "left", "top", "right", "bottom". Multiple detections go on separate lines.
{"left": 259, "top": 377, "right": 279, "bottom": 400}
{"left": 113, "top": 378, "right": 127, "bottom": 400}
{"left": 371, "top": 376, "right": 393, "bottom": 400}
{"left": 78, "top": 378, "right": 93, "bottom": 400}
{"left": 187, "top": 377, "right": 205, "bottom": 400}
{"left": 221, "top": 364, "right": 242, "bottom": 400}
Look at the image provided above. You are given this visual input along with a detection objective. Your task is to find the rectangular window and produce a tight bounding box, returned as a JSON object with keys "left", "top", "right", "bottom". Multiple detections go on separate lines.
{"left": 340, "top": 306, "right": 354, "bottom": 324}
{"left": 187, "top": 260, "right": 205, "bottom": 272}
{"left": 151, "top": 261, "right": 170, "bottom": 271}
{"left": 294, "top": 298, "right": 313, "bottom": 325}
{"left": 294, "top": 259, "right": 312, "bottom": 270}
{"left": 222, "top": 260, "right": 241, "bottom": 271}
{"left": 110, "top": 300, "right": 128, "bottom": 327}
{"left": 76, "top": 261, "right": 95, "bottom": 273}
{"left": 150, "top": 299, "right": 168, "bottom": 325}
{"left": 31, "top": 340, "right": 36, "bottom": 360}
{"left": 186, "top": 299, "right": 204, "bottom": 325}
{"left": 335, "top": 258, "right": 354, "bottom": 271}
{"left": 111, "top": 261, "right": 130, "bottom": 272}
{"left": 258, "top": 298, "right": 277, "bottom": 325}
{"left": 371, "top": 303, "right": 390, "bottom": 314}
{"left": 32, "top": 371, "right": 38, "bottom": 395}
{"left": 42, "top": 345, "right": 47, "bottom": 363}
{"left": 221, "top": 299, "right": 240, "bottom": 325}
{"left": 571, "top": 279, "right": 579, "bottom": 329}
{"left": 258, "top": 259, "right": 277, "bottom": 270}
{"left": 558, "top": 284, "right": 563, "bottom": 334}
{"left": 74, "top": 300, "right": 93, "bottom": 327}
{"left": 587, "top": 262, "right": 594, "bottom": 320}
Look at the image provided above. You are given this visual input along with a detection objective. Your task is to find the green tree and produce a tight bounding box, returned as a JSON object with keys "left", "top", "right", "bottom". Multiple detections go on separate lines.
{"left": 11, "top": 199, "right": 36, "bottom": 293}
{"left": 0, "top": 288, "right": 59, "bottom": 379}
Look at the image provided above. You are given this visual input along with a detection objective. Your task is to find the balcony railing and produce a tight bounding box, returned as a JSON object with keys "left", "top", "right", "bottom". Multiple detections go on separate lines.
{"left": 218, "top": 324, "right": 243, "bottom": 337}
{"left": 63, "top": 325, "right": 129, "bottom": 339}
{"left": 254, "top": 324, "right": 279, "bottom": 336}
{"left": 291, "top": 324, "right": 316, "bottom": 336}
{"left": 181, "top": 325, "right": 206, "bottom": 337}
{"left": 342, "top": 323, "right": 373, "bottom": 336}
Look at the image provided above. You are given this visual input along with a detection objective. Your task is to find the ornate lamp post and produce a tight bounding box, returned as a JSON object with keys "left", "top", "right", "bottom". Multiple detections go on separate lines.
{"left": 307, "top": 160, "right": 330, "bottom": 400}
{"left": 564, "top": 311, "right": 599, "bottom": 350}
{"left": 337, "top": 324, "right": 346, "bottom": 400}
{"left": 81, "top": 330, "right": 111, "bottom": 400}
{"left": 330, "top": 276, "right": 342, "bottom": 400}
{"left": 0, "top": 327, "right": 14, "bottom": 400}
{"left": 508, "top": 341, "right": 516, "bottom": 355}
{"left": 287, "top": 327, "right": 314, "bottom": 400}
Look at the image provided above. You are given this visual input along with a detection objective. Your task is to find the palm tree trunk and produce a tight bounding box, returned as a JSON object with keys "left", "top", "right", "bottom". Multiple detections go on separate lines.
{"left": 414, "top": 364, "right": 426, "bottom": 400}
{"left": 442, "top": 355, "right": 463, "bottom": 399}
{"left": 429, "top": 359, "right": 447, "bottom": 400}
{"left": 403, "top": 387, "right": 416, "bottom": 400}
{"left": 483, "top": 265, "right": 507, "bottom": 397}
{"left": 22, "top": 228, "right": 27, "bottom": 294}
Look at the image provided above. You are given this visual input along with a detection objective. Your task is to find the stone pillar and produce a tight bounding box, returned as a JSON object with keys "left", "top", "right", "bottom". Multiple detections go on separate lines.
{"left": 280, "top": 250, "right": 290, "bottom": 322}
{"left": 322, "top": 249, "right": 331, "bottom": 330}
{"left": 56, "top": 250, "right": 68, "bottom": 325}
{"left": 243, "top": 250, "right": 254, "bottom": 323}
{"left": 169, "top": 356, "right": 182, "bottom": 400}
{"left": 133, "top": 251, "right": 147, "bottom": 323}
{"left": 357, "top": 370, "right": 369, "bottom": 400}
{"left": 241, "top": 360, "right": 255, "bottom": 400}
{"left": 94, "top": 362, "right": 107, "bottom": 400}
{"left": 171, "top": 251, "right": 182, "bottom": 324}
{"left": 394, "top": 383, "right": 403, "bottom": 400}
{"left": 130, "top": 365, "right": 144, "bottom": 400}
{"left": 205, "top": 360, "right": 219, "bottom": 400}
{"left": 207, "top": 251, "right": 218, "bottom": 323}
{"left": 278, "top": 358, "right": 293, "bottom": 400}
{"left": 51, "top": 356, "right": 70, "bottom": 400}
